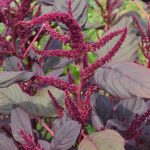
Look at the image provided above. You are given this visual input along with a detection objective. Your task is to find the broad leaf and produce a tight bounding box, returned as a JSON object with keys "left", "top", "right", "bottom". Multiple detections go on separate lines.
{"left": 3, "top": 56, "right": 24, "bottom": 71}
{"left": 0, "top": 134, "right": 18, "bottom": 150}
{"left": 136, "top": 135, "right": 150, "bottom": 150}
{"left": 47, "top": 68, "right": 64, "bottom": 78}
{"left": 0, "top": 118, "right": 10, "bottom": 128}
{"left": 44, "top": 56, "right": 61, "bottom": 70}
{"left": 37, "top": 0, "right": 54, "bottom": 6}
{"left": 11, "top": 107, "right": 32, "bottom": 143}
{"left": 32, "top": 63, "right": 44, "bottom": 76}
{"left": 38, "top": 0, "right": 54, "bottom": 15}
{"left": 95, "top": 62, "right": 150, "bottom": 98}
{"left": 53, "top": 58, "right": 73, "bottom": 69}
{"left": 143, "top": 125, "right": 150, "bottom": 137}
{"left": 84, "top": 22, "right": 104, "bottom": 30}
{"left": 54, "top": 0, "right": 88, "bottom": 30}
{"left": 78, "top": 129, "right": 125, "bottom": 150}
{"left": 43, "top": 39, "right": 62, "bottom": 73}
{"left": 50, "top": 120, "right": 81, "bottom": 150}
{"left": 114, "top": 97, "right": 147, "bottom": 125}
{"left": 91, "top": 110, "right": 104, "bottom": 131}
{"left": 0, "top": 71, "right": 34, "bottom": 88}
{"left": 91, "top": 94, "right": 113, "bottom": 124}
{"left": 96, "top": 17, "right": 138, "bottom": 62}
{"left": 52, "top": 110, "right": 71, "bottom": 130}
{"left": 46, "top": 39, "right": 62, "bottom": 50}
{"left": 125, "top": 143, "right": 138, "bottom": 150}
{"left": 33, "top": 86, "right": 65, "bottom": 116}
{"left": 106, "top": 119, "right": 126, "bottom": 131}
{"left": 0, "top": 84, "right": 64, "bottom": 117}
{"left": 52, "top": 110, "right": 72, "bottom": 132}
{"left": 39, "top": 140, "right": 51, "bottom": 150}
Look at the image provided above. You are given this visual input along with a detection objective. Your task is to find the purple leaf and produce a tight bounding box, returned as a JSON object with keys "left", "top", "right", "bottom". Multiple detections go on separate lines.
{"left": 0, "top": 71, "right": 35, "bottom": 88}
{"left": 47, "top": 68, "right": 64, "bottom": 78}
{"left": 53, "top": 58, "right": 73, "bottom": 69}
{"left": 143, "top": 125, "right": 150, "bottom": 137}
{"left": 11, "top": 107, "right": 32, "bottom": 143}
{"left": 50, "top": 120, "right": 81, "bottom": 150}
{"left": 38, "top": 140, "right": 51, "bottom": 149}
{"left": 114, "top": 97, "right": 147, "bottom": 126}
{"left": 95, "top": 62, "right": 150, "bottom": 99}
{"left": 32, "top": 63, "right": 44, "bottom": 76}
{"left": 91, "top": 110, "right": 104, "bottom": 131}
{"left": 91, "top": 94, "right": 113, "bottom": 124}
{"left": 43, "top": 57, "right": 61, "bottom": 72}
{"left": 125, "top": 143, "right": 138, "bottom": 150}
{"left": 84, "top": 22, "right": 105, "bottom": 30}
{"left": 0, "top": 118, "right": 10, "bottom": 128}
{"left": 78, "top": 130, "right": 125, "bottom": 150}
{"left": 0, "top": 134, "right": 18, "bottom": 150}
{"left": 47, "top": 39, "right": 62, "bottom": 50}
{"left": 52, "top": 110, "right": 71, "bottom": 132}
{"left": 96, "top": 17, "right": 138, "bottom": 62}
{"left": 37, "top": 0, "right": 54, "bottom": 6}
{"left": 43, "top": 39, "right": 62, "bottom": 73}
{"left": 106, "top": 119, "right": 126, "bottom": 131}
{"left": 0, "top": 84, "right": 64, "bottom": 116}
{"left": 3, "top": 56, "right": 24, "bottom": 71}
{"left": 54, "top": 0, "right": 88, "bottom": 30}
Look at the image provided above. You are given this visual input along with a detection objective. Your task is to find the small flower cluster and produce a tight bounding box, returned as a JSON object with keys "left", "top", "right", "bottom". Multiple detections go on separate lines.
{"left": 64, "top": 85, "right": 99, "bottom": 124}
{"left": 81, "top": 27, "right": 127, "bottom": 80}
{"left": 36, "top": 76, "right": 77, "bottom": 92}
{"left": 34, "top": 49, "right": 81, "bottom": 59}
{"left": 64, "top": 90, "right": 92, "bottom": 124}
{"left": 126, "top": 107, "right": 150, "bottom": 140}
{"left": 20, "top": 130, "right": 43, "bottom": 150}
{"left": 0, "top": 0, "right": 128, "bottom": 126}
{"left": 16, "top": 8, "right": 128, "bottom": 124}
{"left": 48, "top": 90, "right": 63, "bottom": 118}
{"left": 17, "top": 12, "right": 84, "bottom": 50}
{"left": 15, "top": 0, "right": 33, "bottom": 21}
{"left": 43, "top": 22, "right": 70, "bottom": 44}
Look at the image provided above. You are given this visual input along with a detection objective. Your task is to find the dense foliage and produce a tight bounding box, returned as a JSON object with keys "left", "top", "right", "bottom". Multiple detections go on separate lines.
{"left": 0, "top": 0, "right": 150, "bottom": 149}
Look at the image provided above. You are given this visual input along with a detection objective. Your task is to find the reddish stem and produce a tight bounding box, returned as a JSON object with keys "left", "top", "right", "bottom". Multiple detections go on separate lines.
{"left": 34, "top": 117, "right": 54, "bottom": 137}
{"left": 23, "top": 25, "right": 43, "bottom": 58}
{"left": 147, "top": 60, "right": 150, "bottom": 68}
{"left": 76, "top": 80, "right": 83, "bottom": 109}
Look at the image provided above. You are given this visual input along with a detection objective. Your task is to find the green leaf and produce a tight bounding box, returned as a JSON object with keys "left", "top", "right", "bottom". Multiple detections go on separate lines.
{"left": 0, "top": 84, "right": 64, "bottom": 117}
{"left": 114, "top": 97, "right": 147, "bottom": 125}
{"left": 96, "top": 17, "right": 138, "bottom": 62}
{"left": 78, "top": 130, "right": 125, "bottom": 150}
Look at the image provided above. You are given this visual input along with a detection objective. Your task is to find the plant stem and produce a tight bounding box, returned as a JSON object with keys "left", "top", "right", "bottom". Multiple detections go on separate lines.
{"left": 94, "top": 0, "right": 105, "bottom": 14}
{"left": 23, "top": 25, "right": 43, "bottom": 58}
{"left": 77, "top": 65, "right": 84, "bottom": 109}
{"left": 132, "top": 0, "right": 149, "bottom": 19}
{"left": 76, "top": 80, "right": 83, "bottom": 109}
{"left": 34, "top": 117, "right": 54, "bottom": 137}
